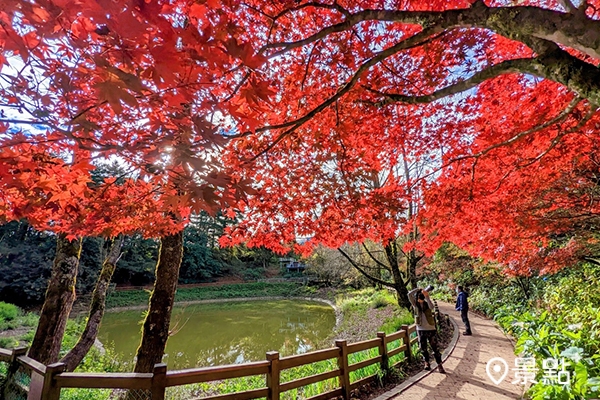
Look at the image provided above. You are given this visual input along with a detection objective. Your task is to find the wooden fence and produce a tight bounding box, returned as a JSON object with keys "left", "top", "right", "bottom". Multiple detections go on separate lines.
{"left": 0, "top": 304, "right": 448, "bottom": 400}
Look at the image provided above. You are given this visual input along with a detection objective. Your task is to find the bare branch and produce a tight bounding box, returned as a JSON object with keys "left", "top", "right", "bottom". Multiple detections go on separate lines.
{"left": 338, "top": 247, "right": 396, "bottom": 289}
{"left": 583, "top": 256, "right": 600, "bottom": 266}
{"left": 363, "top": 58, "right": 533, "bottom": 106}
{"left": 260, "top": 2, "right": 600, "bottom": 60}
{"left": 362, "top": 243, "right": 391, "bottom": 271}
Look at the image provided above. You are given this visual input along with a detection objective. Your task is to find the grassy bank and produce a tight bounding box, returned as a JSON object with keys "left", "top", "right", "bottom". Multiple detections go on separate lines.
{"left": 105, "top": 282, "right": 314, "bottom": 308}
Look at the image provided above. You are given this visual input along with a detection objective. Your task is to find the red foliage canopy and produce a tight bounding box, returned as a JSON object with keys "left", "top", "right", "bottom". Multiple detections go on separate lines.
{"left": 2, "top": 0, "right": 600, "bottom": 273}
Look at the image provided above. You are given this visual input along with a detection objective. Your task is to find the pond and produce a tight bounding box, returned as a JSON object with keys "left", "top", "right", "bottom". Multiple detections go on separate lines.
{"left": 98, "top": 299, "right": 336, "bottom": 370}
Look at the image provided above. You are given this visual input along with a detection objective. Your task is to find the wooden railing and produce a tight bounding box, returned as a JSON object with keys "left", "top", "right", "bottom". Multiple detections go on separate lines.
{"left": 0, "top": 323, "right": 423, "bottom": 400}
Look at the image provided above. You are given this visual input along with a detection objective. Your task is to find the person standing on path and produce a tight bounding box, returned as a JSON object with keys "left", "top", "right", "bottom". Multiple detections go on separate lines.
{"left": 455, "top": 286, "right": 472, "bottom": 335}
{"left": 408, "top": 287, "right": 445, "bottom": 373}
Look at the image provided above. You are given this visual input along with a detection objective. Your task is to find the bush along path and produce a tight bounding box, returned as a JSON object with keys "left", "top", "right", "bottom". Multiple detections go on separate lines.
{"left": 381, "top": 302, "right": 524, "bottom": 400}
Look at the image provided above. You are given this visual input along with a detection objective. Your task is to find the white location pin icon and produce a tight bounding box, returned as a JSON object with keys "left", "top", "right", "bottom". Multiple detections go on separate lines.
{"left": 486, "top": 357, "right": 509, "bottom": 385}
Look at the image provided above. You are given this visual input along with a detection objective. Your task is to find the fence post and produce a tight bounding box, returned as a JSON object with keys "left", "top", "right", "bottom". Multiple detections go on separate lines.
{"left": 8, "top": 346, "right": 27, "bottom": 376}
{"left": 41, "top": 362, "right": 65, "bottom": 400}
{"left": 335, "top": 340, "right": 350, "bottom": 400}
{"left": 376, "top": 332, "right": 389, "bottom": 372}
{"left": 401, "top": 325, "right": 412, "bottom": 363}
{"left": 433, "top": 300, "right": 441, "bottom": 327}
{"left": 266, "top": 351, "right": 280, "bottom": 400}
{"left": 151, "top": 363, "right": 167, "bottom": 400}
{"left": 28, "top": 369, "right": 45, "bottom": 400}
{"left": 9, "top": 346, "right": 28, "bottom": 363}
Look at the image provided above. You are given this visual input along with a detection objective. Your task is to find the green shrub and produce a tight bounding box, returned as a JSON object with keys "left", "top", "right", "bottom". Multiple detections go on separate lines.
{"left": 379, "top": 309, "right": 414, "bottom": 333}
{"left": 0, "top": 337, "right": 18, "bottom": 348}
{"left": 20, "top": 329, "right": 35, "bottom": 343}
{"left": 241, "top": 268, "right": 264, "bottom": 281}
{"left": 370, "top": 293, "right": 393, "bottom": 309}
{"left": 0, "top": 302, "right": 18, "bottom": 322}
{"left": 488, "top": 264, "right": 600, "bottom": 399}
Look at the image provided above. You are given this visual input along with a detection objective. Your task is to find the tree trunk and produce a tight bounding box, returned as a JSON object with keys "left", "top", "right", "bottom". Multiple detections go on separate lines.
{"left": 406, "top": 250, "right": 419, "bottom": 289}
{"left": 60, "top": 235, "right": 123, "bottom": 372}
{"left": 28, "top": 234, "right": 82, "bottom": 364}
{"left": 390, "top": 264, "right": 410, "bottom": 309}
{"left": 384, "top": 243, "right": 411, "bottom": 309}
{"left": 133, "top": 231, "right": 183, "bottom": 373}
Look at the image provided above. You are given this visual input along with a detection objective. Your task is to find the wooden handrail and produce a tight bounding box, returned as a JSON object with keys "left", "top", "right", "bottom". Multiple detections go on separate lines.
{"left": 347, "top": 355, "right": 381, "bottom": 373}
{"left": 17, "top": 355, "right": 46, "bottom": 375}
{"left": 385, "top": 330, "right": 405, "bottom": 343}
{"left": 55, "top": 372, "right": 153, "bottom": 389}
{"left": 279, "top": 347, "right": 339, "bottom": 370}
{"left": 203, "top": 388, "right": 269, "bottom": 400}
{"left": 387, "top": 344, "right": 407, "bottom": 358}
{"left": 165, "top": 360, "right": 270, "bottom": 387}
{"left": 347, "top": 338, "right": 380, "bottom": 354}
{"left": 306, "top": 387, "right": 344, "bottom": 400}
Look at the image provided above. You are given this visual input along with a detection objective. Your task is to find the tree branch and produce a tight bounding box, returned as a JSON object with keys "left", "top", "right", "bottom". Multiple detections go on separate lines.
{"left": 484, "top": 101, "right": 597, "bottom": 192}
{"left": 463, "top": 96, "right": 584, "bottom": 161}
{"left": 583, "top": 256, "right": 600, "bottom": 266}
{"left": 262, "top": 2, "right": 600, "bottom": 60}
{"left": 362, "top": 57, "right": 534, "bottom": 106}
{"left": 520, "top": 103, "right": 598, "bottom": 168}
{"left": 237, "top": 26, "right": 444, "bottom": 137}
{"left": 239, "top": 27, "right": 446, "bottom": 161}
{"left": 397, "top": 95, "right": 589, "bottom": 194}
{"left": 362, "top": 243, "right": 391, "bottom": 271}
{"left": 338, "top": 247, "right": 396, "bottom": 288}
{"left": 521, "top": 39, "right": 600, "bottom": 106}
{"left": 366, "top": 39, "right": 600, "bottom": 107}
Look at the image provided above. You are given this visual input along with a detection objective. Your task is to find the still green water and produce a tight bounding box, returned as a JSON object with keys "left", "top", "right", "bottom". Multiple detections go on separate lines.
{"left": 98, "top": 300, "right": 336, "bottom": 370}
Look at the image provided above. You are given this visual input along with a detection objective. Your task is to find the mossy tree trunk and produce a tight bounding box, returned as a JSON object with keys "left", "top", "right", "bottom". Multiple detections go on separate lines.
{"left": 133, "top": 231, "right": 183, "bottom": 373}
{"left": 28, "top": 234, "right": 82, "bottom": 364}
{"left": 60, "top": 235, "right": 123, "bottom": 372}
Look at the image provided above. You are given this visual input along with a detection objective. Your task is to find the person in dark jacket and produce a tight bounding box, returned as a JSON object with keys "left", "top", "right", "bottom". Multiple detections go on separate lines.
{"left": 409, "top": 287, "right": 445, "bottom": 373}
{"left": 455, "top": 286, "right": 472, "bottom": 335}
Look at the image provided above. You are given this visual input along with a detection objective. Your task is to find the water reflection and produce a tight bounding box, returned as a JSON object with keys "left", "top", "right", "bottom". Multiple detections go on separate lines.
{"left": 98, "top": 300, "right": 336, "bottom": 369}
